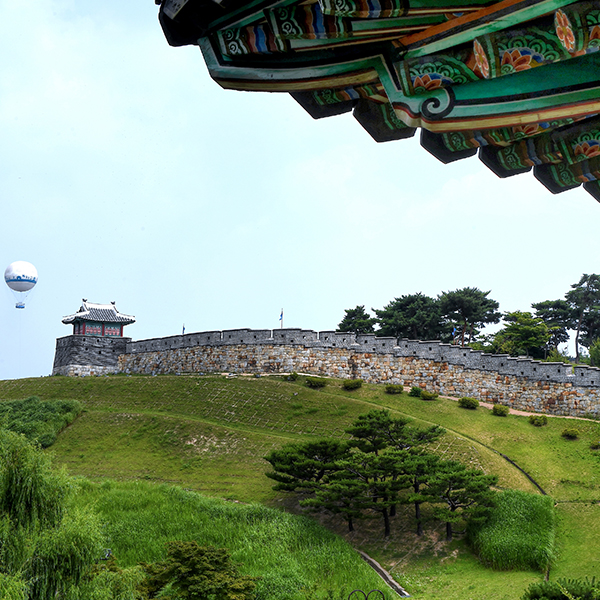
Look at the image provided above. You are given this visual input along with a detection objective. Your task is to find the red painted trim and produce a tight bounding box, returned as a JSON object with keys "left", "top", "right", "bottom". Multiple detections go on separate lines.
{"left": 398, "top": 0, "right": 555, "bottom": 50}
{"left": 102, "top": 323, "right": 105, "bottom": 336}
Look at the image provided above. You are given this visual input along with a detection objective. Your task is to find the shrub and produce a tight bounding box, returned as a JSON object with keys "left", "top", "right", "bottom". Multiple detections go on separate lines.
{"left": 590, "top": 440, "right": 600, "bottom": 450}
{"left": 529, "top": 414, "right": 548, "bottom": 427}
{"left": 342, "top": 379, "right": 362, "bottom": 391}
{"left": 408, "top": 386, "right": 422, "bottom": 397}
{"left": 561, "top": 427, "right": 579, "bottom": 440}
{"left": 420, "top": 390, "right": 439, "bottom": 401}
{"left": 384, "top": 384, "right": 404, "bottom": 395}
{"left": 458, "top": 397, "right": 479, "bottom": 410}
{"left": 305, "top": 377, "right": 327, "bottom": 389}
{"left": 286, "top": 372, "right": 299, "bottom": 382}
{"left": 521, "top": 577, "right": 600, "bottom": 600}
{"left": 469, "top": 490, "right": 555, "bottom": 573}
{"left": 492, "top": 404, "right": 510, "bottom": 417}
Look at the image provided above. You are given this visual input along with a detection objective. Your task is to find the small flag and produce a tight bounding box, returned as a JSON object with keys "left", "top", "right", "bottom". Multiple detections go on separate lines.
{"left": 279, "top": 310, "right": 283, "bottom": 321}
{"left": 182, "top": 324, "right": 185, "bottom": 335}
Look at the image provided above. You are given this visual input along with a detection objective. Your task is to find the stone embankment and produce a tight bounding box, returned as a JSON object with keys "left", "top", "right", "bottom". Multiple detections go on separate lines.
{"left": 115, "top": 328, "right": 600, "bottom": 418}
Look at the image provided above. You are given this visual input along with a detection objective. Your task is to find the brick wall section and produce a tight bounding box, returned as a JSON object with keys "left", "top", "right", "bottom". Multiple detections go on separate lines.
{"left": 117, "top": 342, "right": 600, "bottom": 418}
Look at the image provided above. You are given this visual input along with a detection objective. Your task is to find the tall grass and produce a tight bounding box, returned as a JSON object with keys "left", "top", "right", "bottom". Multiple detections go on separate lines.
{"left": 0, "top": 396, "right": 81, "bottom": 447}
{"left": 468, "top": 489, "right": 555, "bottom": 572}
{"left": 73, "top": 479, "right": 395, "bottom": 599}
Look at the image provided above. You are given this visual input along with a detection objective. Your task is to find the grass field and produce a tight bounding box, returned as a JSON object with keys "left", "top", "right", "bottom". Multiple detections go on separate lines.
{"left": 1, "top": 373, "right": 599, "bottom": 598}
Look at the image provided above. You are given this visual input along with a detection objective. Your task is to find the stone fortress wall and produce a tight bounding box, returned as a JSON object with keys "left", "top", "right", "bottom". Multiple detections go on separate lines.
{"left": 53, "top": 335, "right": 130, "bottom": 377}
{"left": 107, "top": 328, "right": 600, "bottom": 418}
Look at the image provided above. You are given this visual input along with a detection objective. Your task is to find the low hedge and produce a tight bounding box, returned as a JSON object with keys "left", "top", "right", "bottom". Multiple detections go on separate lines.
{"left": 492, "top": 404, "right": 510, "bottom": 417}
{"left": 385, "top": 384, "right": 404, "bottom": 395}
{"left": 458, "top": 397, "right": 479, "bottom": 410}
{"left": 529, "top": 415, "right": 548, "bottom": 427}
{"left": 561, "top": 427, "right": 579, "bottom": 440}
{"left": 305, "top": 377, "right": 327, "bottom": 389}
{"left": 342, "top": 379, "right": 362, "bottom": 391}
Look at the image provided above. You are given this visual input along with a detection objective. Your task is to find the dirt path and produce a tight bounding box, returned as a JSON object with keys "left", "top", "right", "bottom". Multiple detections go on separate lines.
{"left": 441, "top": 395, "right": 596, "bottom": 421}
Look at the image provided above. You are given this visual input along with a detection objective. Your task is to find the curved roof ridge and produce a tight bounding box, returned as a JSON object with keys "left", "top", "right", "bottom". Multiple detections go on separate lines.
{"left": 62, "top": 299, "right": 136, "bottom": 325}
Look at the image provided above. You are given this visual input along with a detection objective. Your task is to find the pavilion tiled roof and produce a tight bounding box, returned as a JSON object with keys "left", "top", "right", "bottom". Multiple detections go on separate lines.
{"left": 157, "top": 0, "right": 600, "bottom": 201}
{"left": 62, "top": 300, "right": 136, "bottom": 325}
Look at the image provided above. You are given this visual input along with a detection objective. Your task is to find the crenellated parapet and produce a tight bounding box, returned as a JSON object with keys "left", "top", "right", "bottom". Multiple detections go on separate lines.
{"left": 123, "top": 327, "right": 600, "bottom": 388}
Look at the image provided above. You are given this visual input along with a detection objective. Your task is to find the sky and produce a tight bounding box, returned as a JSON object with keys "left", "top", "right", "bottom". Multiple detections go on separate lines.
{"left": 1, "top": 0, "right": 599, "bottom": 380}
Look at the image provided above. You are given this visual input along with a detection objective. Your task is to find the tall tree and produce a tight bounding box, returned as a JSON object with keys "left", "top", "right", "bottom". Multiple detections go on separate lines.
{"left": 336, "top": 450, "right": 408, "bottom": 538}
{"left": 580, "top": 309, "right": 600, "bottom": 355}
{"left": 565, "top": 274, "right": 600, "bottom": 362}
{"left": 531, "top": 299, "right": 573, "bottom": 355}
{"left": 264, "top": 440, "right": 348, "bottom": 494}
{"left": 373, "top": 293, "right": 445, "bottom": 340}
{"left": 401, "top": 451, "right": 442, "bottom": 536}
{"left": 337, "top": 305, "right": 376, "bottom": 335}
{"left": 491, "top": 311, "right": 550, "bottom": 359}
{"left": 345, "top": 409, "right": 444, "bottom": 455}
{"left": 428, "top": 460, "right": 497, "bottom": 541}
{"left": 345, "top": 410, "right": 411, "bottom": 456}
{"left": 438, "top": 287, "right": 501, "bottom": 347}
{"left": 300, "top": 472, "right": 365, "bottom": 533}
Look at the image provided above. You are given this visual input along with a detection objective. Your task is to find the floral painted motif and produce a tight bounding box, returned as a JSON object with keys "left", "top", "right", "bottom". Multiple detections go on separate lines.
{"left": 512, "top": 124, "right": 542, "bottom": 139}
{"left": 574, "top": 141, "right": 600, "bottom": 159}
{"left": 473, "top": 39, "right": 489, "bottom": 78}
{"left": 555, "top": 9, "right": 576, "bottom": 52}
{"left": 412, "top": 73, "right": 453, "bottom": 93}
{"left": 500, "top": 48, "right": 545, "bottom": 74}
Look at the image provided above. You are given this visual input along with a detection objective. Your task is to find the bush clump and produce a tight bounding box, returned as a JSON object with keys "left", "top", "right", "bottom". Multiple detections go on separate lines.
{"left": 420, "top": 390, "right": 439, "bottom": 401}
{"left": 590, "top": 440, "right": 600, "bottom": 450}
{"left": 286, "top": 372, "right": 299, "bottom": 382}
{"left": 521, "top": 577, "right": 600, "bottom": 600}
{"left": 342, "top": 379, "right": 362, "bottom": 391}
{"left": 384, "top": 384, "right": 404, "bottom": 395}
{"left": 305, "top": 377, "right": 327, "bottom": 389}
{"left": 458, "top": 397, "right": 479, "bottom": 410}
{"left": 408, "top": 386, "right": 422, "bottom": 397}
{"left": 561, "top": 427, "right": 579, "bottom": 440}
{"left": 529, "top": 414, "right": 548, "bottom": 427}
{"left": 492, "top": 404, "right": 510, "bottom": 417}
{"left": 469, "top": 489, "right": 555, "bottom": 573}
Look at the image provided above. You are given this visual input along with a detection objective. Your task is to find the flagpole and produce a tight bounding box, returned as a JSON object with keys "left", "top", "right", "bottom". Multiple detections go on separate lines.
{"left": 280, "top": 308, "right": 283, "bottom": 329}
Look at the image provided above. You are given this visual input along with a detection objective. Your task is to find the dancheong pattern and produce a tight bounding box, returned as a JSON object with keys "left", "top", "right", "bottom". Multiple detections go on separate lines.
{"left": 157, "top": 0, "right": 600, "bottom": 201}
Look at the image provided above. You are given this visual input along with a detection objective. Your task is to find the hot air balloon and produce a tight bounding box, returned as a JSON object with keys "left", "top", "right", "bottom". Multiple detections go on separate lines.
{"left": 4, "top": 261, "right": 38, "bottom": 309}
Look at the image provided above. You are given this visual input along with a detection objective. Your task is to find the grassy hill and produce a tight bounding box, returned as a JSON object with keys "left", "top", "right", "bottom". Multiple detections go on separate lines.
{"left": 2, "top": 373, "right": 600, "bottom": 599}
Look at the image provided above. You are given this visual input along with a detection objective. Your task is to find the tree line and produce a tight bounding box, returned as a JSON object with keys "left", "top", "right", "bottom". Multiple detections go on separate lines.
{"left": 337, "top": 274, "right": 600, "bottom": 363}
{"left": 265, "top": 409, "right": 497, "bottom": 541}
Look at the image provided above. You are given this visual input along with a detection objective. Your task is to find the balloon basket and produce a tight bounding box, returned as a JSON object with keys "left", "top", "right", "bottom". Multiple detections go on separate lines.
{"left": 15, "top": 302, "right": 25, "bottom": 309}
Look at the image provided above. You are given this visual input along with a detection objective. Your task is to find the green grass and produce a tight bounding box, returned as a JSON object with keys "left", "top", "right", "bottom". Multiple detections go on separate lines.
{"left": 0, "top": 395, "right": 81, "bottom": 448}
{"left": 1, "top": 374, "right": 600, "bottom": 599}
{"left": 72, "top": 478, "right": 394, "bottom": 599}
{"left": 468, "top": 490, "right": 555, "bottom": 572}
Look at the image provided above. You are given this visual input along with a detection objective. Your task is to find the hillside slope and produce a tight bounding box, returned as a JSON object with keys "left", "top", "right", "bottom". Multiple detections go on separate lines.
{"left": 1, "top": 374, "right": 599, "bottom": 599}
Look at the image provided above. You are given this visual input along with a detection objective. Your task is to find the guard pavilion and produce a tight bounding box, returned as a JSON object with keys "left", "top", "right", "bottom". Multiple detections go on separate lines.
{"left": 52, "top": 300, "right": 136, "bottom": 376}
{"left": 157, "top": 0, "right": 600, "bottom": 201}
{"left": 61, "top": 299, "right": 135, "bottom": 338}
